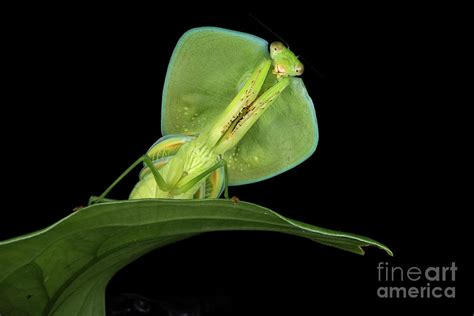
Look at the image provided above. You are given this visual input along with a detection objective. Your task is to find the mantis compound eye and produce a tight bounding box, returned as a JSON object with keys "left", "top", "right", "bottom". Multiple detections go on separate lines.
{"left": 270, "top": 41, "right": 285, "bottom": 53}
{"left": 294, "top": 63, "right": 304, "bottom": 75}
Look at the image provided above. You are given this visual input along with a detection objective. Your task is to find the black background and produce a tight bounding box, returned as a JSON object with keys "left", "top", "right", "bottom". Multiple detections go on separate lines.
{"left": 1, "top": 5, "right": 470, "bottom": 315}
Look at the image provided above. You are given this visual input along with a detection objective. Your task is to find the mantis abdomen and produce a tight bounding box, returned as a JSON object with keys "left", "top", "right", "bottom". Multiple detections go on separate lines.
{"left": 129, "top": 134, "right": 225, "bottom": 199}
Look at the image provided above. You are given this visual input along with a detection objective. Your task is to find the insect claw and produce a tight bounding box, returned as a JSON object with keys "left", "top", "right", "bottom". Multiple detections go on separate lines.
{"left": 72, "top": 206, "right": 84, "bottom": 212}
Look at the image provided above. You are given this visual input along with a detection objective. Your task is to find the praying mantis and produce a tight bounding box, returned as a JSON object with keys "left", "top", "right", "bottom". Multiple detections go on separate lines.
{"left": 91, "top": 27, "right": 318, "bottom": 203}
{"left": 0, "top": 28, "right": 393, "bottom": 316}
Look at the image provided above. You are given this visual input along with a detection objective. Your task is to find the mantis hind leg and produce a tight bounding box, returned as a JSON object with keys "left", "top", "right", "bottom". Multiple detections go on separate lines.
{"left": 174, "top": 157, "right": 230, "bottom": 199}
{"left": 193, "top": 163, "right": 227, "bottom": 199}
{"left": 90, "top": 154, "right": 168, "bottom": 205}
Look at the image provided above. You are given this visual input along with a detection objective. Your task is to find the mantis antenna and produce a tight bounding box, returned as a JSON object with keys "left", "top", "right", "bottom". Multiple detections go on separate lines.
{"left": 248, "top": 13, "right": 325, "bottom": 79}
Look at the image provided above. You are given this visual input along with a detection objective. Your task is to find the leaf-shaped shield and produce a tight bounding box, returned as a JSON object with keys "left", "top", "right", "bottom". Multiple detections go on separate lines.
{"left": 161, "top": 27, "right": 318, "bottom": 185}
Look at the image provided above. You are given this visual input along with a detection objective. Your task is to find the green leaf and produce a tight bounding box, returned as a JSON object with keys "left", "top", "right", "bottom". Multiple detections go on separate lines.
{"left": 0, "top": 199, "right": 392, "bottom": 315}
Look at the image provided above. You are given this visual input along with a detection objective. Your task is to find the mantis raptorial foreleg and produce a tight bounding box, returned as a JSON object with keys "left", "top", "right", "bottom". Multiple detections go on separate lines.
{"left": 213, "top": 76, "right": 291, "bottom": 154}
{"left": 206, "top": 59, "right": 272, "bottom": 147}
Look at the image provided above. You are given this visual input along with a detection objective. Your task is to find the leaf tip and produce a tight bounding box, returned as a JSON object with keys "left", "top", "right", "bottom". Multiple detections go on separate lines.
{"left": 359, "top": 243, "right": 394, "bottom": 257}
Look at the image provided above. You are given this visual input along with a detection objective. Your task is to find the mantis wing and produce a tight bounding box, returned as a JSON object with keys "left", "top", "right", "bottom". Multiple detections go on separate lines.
{"left": 162, "top": 27, "right": 318, "bottom": 185}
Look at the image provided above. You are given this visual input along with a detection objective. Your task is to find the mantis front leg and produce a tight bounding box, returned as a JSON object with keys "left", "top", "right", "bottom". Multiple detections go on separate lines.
{"left": 206, "top": 59, "right": 272, "bottom": 148}
{"left": 213, "top": 76, "right": 290, "bottom": 154}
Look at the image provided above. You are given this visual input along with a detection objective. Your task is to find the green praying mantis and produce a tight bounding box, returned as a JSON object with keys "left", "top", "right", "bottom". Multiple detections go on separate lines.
{"left": 91, "top": 27, "right": 318, "bottom": 203}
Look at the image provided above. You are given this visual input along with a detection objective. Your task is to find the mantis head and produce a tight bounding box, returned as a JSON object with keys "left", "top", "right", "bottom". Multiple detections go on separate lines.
{"left": 270, "top": 41, "right": 304, "bottom": 78}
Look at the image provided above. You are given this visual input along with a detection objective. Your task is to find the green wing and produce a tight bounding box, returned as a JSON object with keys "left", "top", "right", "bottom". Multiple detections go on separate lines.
{"left": 162, "top": 27, "right": 318, "bottom": 185}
